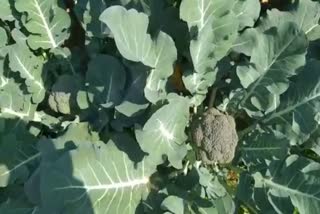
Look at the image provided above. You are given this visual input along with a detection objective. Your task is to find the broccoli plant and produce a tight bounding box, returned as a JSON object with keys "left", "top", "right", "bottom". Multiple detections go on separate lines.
{"left": 0, "top": 0, "right": 319, "bottom": 213}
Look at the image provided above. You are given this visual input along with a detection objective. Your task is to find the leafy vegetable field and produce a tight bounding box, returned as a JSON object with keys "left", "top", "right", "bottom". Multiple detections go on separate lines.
{"left": 0, "top": 0, "right": 320, "bottom": 213}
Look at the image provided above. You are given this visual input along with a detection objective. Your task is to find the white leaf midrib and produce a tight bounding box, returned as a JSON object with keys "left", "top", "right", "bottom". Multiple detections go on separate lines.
{"left": 0, "top": 153, "right": 40, "bottom": 177}
{"left": 240, "top": 33, "right": 298, "bottom": 106}
{"left": 33, "top": 0, "right": 57, "bottom": 48}
{"left": 13, "top": 53, "right": 44, "bottom": 90}
{"left": 262, "top": 176, "right": 320, "bottom": 202}
{"left": 263, "top": 92, "right": 320, "bottom": 123}
{"left": 242, "top": 146, "right": 285, "bottom": 151}
{"left": 54, "top": 177, "right": 149, "bottom": 191}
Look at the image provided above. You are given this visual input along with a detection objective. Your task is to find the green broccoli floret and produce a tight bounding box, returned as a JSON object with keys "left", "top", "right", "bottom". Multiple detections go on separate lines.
{"left": 191, "top": 108, "right": 238, "bottom": 164}
{"left": 48, "top": 74, "right": 81, "bottom": 114}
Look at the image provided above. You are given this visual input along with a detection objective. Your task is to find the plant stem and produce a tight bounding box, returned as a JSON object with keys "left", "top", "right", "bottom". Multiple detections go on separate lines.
{"left": 208, "top": 87, "right": 217, "bottom": 108}
{"left": 237, "top": 122, "right": 258, "bottom": 139}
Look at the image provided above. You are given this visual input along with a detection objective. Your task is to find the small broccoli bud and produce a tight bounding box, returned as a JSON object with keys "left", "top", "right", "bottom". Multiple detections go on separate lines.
{"left": 48, "top": 91, "right": 72, "bottom": 114}
{"left": 48, "top": 74, "right": 82, "bottom": 114}
{"left": 191, "top": 108, "right": 238, "bottom": 164}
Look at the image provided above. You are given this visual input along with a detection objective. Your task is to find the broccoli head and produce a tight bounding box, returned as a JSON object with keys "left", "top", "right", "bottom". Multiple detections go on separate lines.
{"left": 191, "top": 108, "right": 238, "bottom": 164}
{"left": 48, "top": 74, "right": 81, "bottom": 114}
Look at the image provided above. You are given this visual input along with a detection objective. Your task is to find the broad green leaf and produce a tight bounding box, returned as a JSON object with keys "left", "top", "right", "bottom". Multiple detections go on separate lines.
{"left": 182, "top": 69, "right": 215, "bottom": 106}
{"left": 232, "top": 0, "right": 260, "bottom": 31}
{"left": 11, "top": 29, "right": 28, "bottom": 44}
{"left": 193, "top": 207, "right": 219, "bottom": 214}
{"left": 262, "top": 60, "right": 320, "bottom": 141}
{"left": 74, "top": 0, "right": 109, "bottom": 38}
{"left": 160, "top": 164, "right": 233, "bottom": 214}
{"left": 0, "top": 49, "right": 9, "bottom": 87}
{"left": 0, "top": 50, "right": 39, "bottom": 121}
{"left": 234, "top": 3, "right": 318, "bottom": 61}
{"left": 233, "top": 10, "right": 296, "bottom": 57}
{"left": 15, "top": 0, "right": 71, "bottom": 49}
{"left": 215, "top": 193, "right": 236, "bottom": 214}
{"left": 232, "top": 27, "right": 258, "bottom": 56}
{"left": 44, "top": 123, "right": 100, "bottom": 157}
{"left": 40, "top": 140, "right": 154, "bottom": 214}
{"left": 252, "top": 155, "right": 320, "bottom": 214}
{"left": 236, "top": 22, "right": 308, "bottom": 115}
{"left": 180, "top": 0, "right": 239, "bottom": 105}
{"left": 8, "top": 42, "right": 45, "bottom": 103}
{"left": 43, "top": 47, "right": 85, "bottom": 78}
{"left": 161, "top": 195, "right": 184, "bottom": 214}
{"left": 235, "top": 172, "right": 282, "bottom": 214}
{"left": 99, "top": 6, "right": 177, "bottom": 103}
{"left": 0, "top": 121, "right": 39, "bottom": 187}
{"left": 0, "top": 0, "right": 14, "bottom": 21}
{"left": 193, "top": 165, "right": 234, "bottom": 213}
{"left": 308, "top": 129, "right": 320, "bottom": 156}
{"left": 135, "top": 94, "right": 190, "bottom": 169}
{"left": 0, "top": 185, "right": 35, "bottom": 210}
{"left": 148, "top": 0, "right": 190, "bottom": 52}
{"left": 0, "top": 136, "right": 39, "bottom": 187}
{"left": 111, "top": 110, "right": 147, "bottom": 132}
{"left": 308, "top": 39, "right": 320, "bottom": 60}
{"left": 196, "top": 166, "right": 227, "bottom": 199}
{"left": 24, "top": 167, "right": 41, "bottom": 205}
{"left": 50, "top": 122, "right": 100, "bottom": 150}
{"left": 180, "top": 0, "right": 238, "bottom": 71}
{"left": 0, "top": 199, "right": 37, "bottom": 214}
{"left": 76, "top": 90, "right": 90, "bottom": 110}
{"left": 0, "top": 79, "right": 37, "bottom": 120}
{"left": 32, "top": 111, "right": 61, "bottom": 130}
{"left": 262, "top": 0, "right": 320, "bottom": 41}
{"left": 86, "top": 55, "right": 126, "bottom": 108}
{"left": 80, "top": 108, "right": 110, "bottom": 133}
{"left": 115, "top": 63, "right": 149, "bottom": 117}
{"left": 110, "top": 132, "right": 146, "bottom": 163}
{"left": 240, "top": 130, "right": 290, "bottom": 165}
{"left": 0, "top": 28, "right": 8, "bottom": 48}
{"left": 235, "top": 173, "right": 254, "bottom": 208}
{"left": 289, "top": 0, "right": 320, "bottom": 41}
{"left": 24, "top": 122, "right": 100, "bottom": 204}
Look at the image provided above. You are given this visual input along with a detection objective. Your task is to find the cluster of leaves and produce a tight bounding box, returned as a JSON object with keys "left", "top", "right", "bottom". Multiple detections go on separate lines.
{"left": 0, "top": 0, "right": 319, "bottom": 213}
